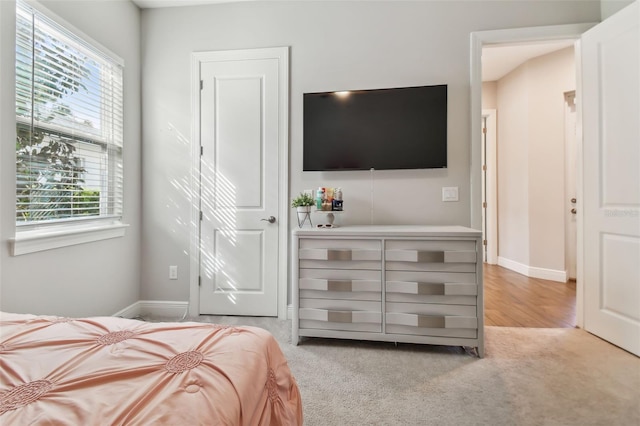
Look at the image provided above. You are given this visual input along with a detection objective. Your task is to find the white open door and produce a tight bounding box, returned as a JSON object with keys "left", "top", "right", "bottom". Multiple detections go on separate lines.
{"left": 196, "top": 47, "right": 288, "bottom": 316}
{"left": 581, "top": 1, "right": 640, "bottom": 356}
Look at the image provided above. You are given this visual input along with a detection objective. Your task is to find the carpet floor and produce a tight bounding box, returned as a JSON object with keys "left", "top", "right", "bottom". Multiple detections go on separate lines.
{"left": 147, "top": 315, "right": 640, "bottom": 426}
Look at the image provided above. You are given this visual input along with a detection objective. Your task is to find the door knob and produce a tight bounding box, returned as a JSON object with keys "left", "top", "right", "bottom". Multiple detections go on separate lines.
{"left": 261, "top": 216, "right": 276, "bottom": 224}
{"left": 571, "top": 208, "right": 577, "bottom": 214}
{"left": 571, "top": 198, "right": 577, "bottom": 203}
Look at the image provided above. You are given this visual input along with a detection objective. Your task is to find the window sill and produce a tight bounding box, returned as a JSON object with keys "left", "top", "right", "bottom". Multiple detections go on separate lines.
{"left": 10, "top": 222, "right": 129, "bottom": 256}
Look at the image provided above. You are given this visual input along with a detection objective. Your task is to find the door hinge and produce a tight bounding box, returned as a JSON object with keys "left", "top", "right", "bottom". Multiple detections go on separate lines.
{"left": 483, "top": 239, "right": 487, "bottom": 246}
{"left": 200, "top": 146, "right": 203, "bottom": 156}
{"left": 482, "top": 164, "right": 487, "bottom": 171}
{"left": 200, "top": 80, "right": 203, "bottom": 90}
{"left": 199, "top": 211, "right": 203, "bottom": 221}
{"left": 482, "top": 202, "right": 487, "bottom": 209}
{"left": 482, "top": 127, "right": 487, "bottom": 134}
{"left": 198, "top": 276, "right": 201, "bottom": 287}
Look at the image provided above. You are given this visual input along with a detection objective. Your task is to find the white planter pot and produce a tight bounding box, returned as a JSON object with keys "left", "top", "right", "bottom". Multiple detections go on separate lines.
{"left": 295, "top": 206, "right": 312, "bottom": 227}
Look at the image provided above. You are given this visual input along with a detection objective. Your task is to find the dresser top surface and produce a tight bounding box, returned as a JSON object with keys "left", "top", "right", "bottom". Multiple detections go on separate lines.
{"left": 293, "top": 225, "right": 481, "bottom": 238}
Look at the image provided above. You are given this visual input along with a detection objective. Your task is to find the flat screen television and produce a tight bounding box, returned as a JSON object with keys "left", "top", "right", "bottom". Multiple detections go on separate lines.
{"left": 303, "top": 84, "right": 447, "bottom": 171}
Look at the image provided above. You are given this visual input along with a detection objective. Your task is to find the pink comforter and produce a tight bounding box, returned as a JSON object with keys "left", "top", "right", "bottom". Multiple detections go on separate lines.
{"left": 0, "top": 312, "right": 302, "bottom": 425}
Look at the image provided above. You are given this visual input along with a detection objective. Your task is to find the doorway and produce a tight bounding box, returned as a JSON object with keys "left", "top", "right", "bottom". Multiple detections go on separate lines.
{"left": 471, "top": 24, "right": 595, "bottom": 328}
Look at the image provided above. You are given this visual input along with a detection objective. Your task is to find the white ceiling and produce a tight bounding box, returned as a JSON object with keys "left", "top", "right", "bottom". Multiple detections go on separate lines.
{"left": 131, "top": 0, "right": 575, "bottom": 82}
{"left": 482, "top": 40, "right": 575, "bottom": 82}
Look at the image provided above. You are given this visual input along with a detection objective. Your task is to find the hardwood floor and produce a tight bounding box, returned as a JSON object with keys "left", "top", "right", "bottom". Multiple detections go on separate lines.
{"left": 483, "top": 263, "right": 576, "bottom": 328}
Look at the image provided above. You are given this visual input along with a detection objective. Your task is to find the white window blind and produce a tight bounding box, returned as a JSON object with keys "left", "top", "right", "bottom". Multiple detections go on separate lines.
{"left": 15, "top": 0, "right": 123, "bottom": 228}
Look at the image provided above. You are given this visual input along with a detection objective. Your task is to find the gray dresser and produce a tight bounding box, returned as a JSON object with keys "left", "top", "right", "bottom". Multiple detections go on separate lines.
{"left": 291, "top": 225, "right": 484, "bottom": 357}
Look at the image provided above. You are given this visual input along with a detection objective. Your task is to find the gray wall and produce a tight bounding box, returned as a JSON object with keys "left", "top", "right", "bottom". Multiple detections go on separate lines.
{"left": 601, "top": 0, "right": 635, "bottom": 18}
{"left": 497, "top": 47, "right": 576, "bottom": 274}
{"left": 0, "top": 0, "right": 142, "bottom": 316}
{"left": 140, "top": 1, "right": 601, "bottom": 302}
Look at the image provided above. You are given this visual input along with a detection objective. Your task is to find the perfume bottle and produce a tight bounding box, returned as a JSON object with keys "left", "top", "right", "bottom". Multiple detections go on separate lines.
{"left": 332, "top": 187, "right": 343, "bottom": 211}
{"left": 316, "top": 187, "right": 324, "bottom": 210}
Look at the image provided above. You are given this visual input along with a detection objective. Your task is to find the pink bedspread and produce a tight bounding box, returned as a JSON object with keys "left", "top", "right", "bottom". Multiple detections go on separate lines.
{"left": 0, "top": 312, "right": 302, "bottom": 425}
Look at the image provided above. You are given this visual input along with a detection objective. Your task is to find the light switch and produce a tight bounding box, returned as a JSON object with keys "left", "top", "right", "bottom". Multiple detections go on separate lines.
{"left": 442, "top": 187, "right": 459, "bottom": 202}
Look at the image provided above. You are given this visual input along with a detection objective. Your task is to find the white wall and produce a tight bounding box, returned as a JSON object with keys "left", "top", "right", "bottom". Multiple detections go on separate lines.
{"left": 497, "top": 64, "right": 531, "bottom": 266}
{"left": 497, "top": 47, "right": 575, "bottom": 275}
{"left": 482, "top": 82, "right": 498, "bottom": 110}
{"left": 140, "top": 1, "right": 600, "bottom": 302}
{"left": 0, "top": 0, "right": 142, "bottom": 316}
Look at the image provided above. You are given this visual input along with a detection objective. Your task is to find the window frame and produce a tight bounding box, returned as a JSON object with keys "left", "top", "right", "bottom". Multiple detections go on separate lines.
{"left": 11, "top": 0, "right": 127, "bottom": 256}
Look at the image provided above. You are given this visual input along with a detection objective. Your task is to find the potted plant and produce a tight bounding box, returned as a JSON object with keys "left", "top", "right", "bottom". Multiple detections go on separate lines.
{"left": 291, "top": 192, "right": 314, "bottom": 227}
{"left": 291, "top": 192, "right": 314, "bottom": 212}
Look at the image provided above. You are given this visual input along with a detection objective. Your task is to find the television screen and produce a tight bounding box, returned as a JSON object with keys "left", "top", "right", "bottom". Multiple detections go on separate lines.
{"left": 303, "top": 85, "right": 447, "bottom": 171}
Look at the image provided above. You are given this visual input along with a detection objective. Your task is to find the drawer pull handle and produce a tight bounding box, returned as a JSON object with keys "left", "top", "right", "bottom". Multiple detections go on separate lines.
{"left": 385, "top": 250, "right": 444, "bottom": 263}
{"left": 415, "top": 251, "right": 445, "bottom": 263}
{"left": 418, "top": 316, "right": 446, "bottom": 328}
{"left": 327, "top": 280, "right": 352, "bottom": 292}
{"left": 327, "top": 249, "right": 352, "bottom": 261}
{"left": 327, "top": 310, "right": 353, "bottom": 323}
{"left": 417, "top": 283, "right": 445, "bottom": 295}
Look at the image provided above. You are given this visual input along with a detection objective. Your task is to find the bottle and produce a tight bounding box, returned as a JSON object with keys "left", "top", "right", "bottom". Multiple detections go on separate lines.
{"left": 335, "top": 188, "right": 342, "bottom": 201}
{"left": 332, "top": 188, "right": 343, "bottom": 211}
{"left": 316, "top": 187, "right": 324, "bottom": 210}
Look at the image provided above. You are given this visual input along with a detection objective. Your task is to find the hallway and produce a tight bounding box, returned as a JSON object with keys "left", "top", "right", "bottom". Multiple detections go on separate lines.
{"left": 484, "top": 264, "right": 576, "bottom": 328}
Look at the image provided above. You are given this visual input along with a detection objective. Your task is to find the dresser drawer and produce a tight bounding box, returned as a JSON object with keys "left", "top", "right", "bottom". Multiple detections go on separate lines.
{"left": 386, "top": 311, "right": 476, "bottom": 328}
{"left": 386, "top": 281, "right": 476, "bottom": 305}
{"left": 300, "top": 278, "right": 381, "bottom": 301}
{"left": 386, "top": 271, "right": 476, "bottom": 284}
{"left": 300, "top": 268, "right": 381, "bottom": 281}
{"left": 299, "top": 238, "right": 381, "bottom": 270}
{"left": 385, "top": 302, "right": 477, "bottom": 338}
{"left": 385, "top": 240, "right": 477, "bottom": 272}
{"left": 299, "top": 298, "right": 382, "bottom": 333}
{"left": 385, "top": 312, "right": 477, "bottom": 339}
{"left": 385, "top": 240, "right": 477, "bottom": 252}
{"left": 300, "top": 298, "right": 380, "bottom": 312}
{"left": 385, "top": 261, "right": 476, "bottom": 273}
{"left": 385, "top": 302, "right": 476, "bottom": 317}
{"left": 299, "top": 308, "right": 381, "bottom": 332}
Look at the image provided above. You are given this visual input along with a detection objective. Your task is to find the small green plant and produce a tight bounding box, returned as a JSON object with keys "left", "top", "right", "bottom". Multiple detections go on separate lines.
{"left": 291, "top": 192, "right": 314, "bottom": 208}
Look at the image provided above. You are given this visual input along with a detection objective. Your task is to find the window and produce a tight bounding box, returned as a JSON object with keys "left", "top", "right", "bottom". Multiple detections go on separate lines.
{"left": 13, "top": 0, "right": 125, "bottom": 254}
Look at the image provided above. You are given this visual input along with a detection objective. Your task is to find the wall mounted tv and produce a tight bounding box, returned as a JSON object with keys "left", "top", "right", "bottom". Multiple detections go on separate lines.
{"left": 303, "top": 84, "right": 447, "bottom": 171}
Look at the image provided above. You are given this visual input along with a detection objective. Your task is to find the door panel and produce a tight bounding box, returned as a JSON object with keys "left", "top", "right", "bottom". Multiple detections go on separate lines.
{"left": 582, "top": 1, "right": 640, "bottom": 356}
{"left": 216, "top": 76, "right": 263, "bottom": 207}
{"left": 199, "top": 51, "right": 284, "bottom": 316}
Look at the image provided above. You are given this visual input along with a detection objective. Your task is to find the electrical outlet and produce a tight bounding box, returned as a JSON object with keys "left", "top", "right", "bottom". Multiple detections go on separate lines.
{"left": 303, "top": 189, "right": 313, "bottom": 197}
{"left": 169, "top": 265, "right": 178, "bottom": 280}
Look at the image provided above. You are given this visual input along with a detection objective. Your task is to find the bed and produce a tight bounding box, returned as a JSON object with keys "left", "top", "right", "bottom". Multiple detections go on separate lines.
{"left": 0, "top": 311, "right": 303, "bottom": 425}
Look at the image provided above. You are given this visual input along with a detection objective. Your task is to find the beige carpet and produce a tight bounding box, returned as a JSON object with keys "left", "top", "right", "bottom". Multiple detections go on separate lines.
{"left": 149, "top": 316, "right": 640, "bottom": 426}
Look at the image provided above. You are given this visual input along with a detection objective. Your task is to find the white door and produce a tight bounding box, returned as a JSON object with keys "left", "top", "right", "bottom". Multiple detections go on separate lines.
{"left": 198, "top": 48, "right": 288, "bottom": 316}
{"left": 582, "top": 1, "right": 640, "bottom": 356}
{"left": 481, "top": 109, "right": 497, "bottom": 265}
{"left": 564, "top": 92, "right": 577, "bottom": 280}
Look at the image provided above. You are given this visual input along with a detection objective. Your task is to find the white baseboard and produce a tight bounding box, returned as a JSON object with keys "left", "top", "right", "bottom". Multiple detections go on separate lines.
{"left": 112, "top": 301, "right": 141, "bottom": 318}
{"left": 115, "top": 300, "right": 289, "bottom": 320}
{"left": 498, "top": 257, "right": 567, "bottom": 282}
{"left": 112, "top": 300, "right": 189, "bottom": 319}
